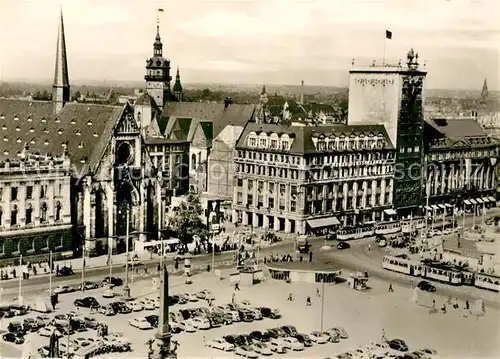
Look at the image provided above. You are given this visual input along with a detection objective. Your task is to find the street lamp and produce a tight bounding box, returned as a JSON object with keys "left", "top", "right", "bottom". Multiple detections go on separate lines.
{"left": 319, "top": 276, "right": 326, "bottom": 332}
{"left": 124, "top": 205, "right": 131, "bottom": 299}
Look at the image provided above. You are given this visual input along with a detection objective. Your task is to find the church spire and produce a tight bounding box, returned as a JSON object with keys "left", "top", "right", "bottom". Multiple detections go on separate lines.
{"left": 52, "top": 8, "right": 70, "bottom": 114}
{"left": 480, "top": 78, "right": 488, "bottom": 103}
{"left": 154, "top": 9, "right": 164, "bottom": 57}
{"left": 173, "top": 66, "right": 183, "bottom": 101}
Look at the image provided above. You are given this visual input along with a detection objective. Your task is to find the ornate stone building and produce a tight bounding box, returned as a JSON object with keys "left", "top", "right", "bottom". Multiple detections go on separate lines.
{"left": 424, "top": 118, "right": 498, "bottom": 213}
{"left": 0, "top": 11, "right": 190, "bottom": 261}
{"left": 232, "top": 123, "right": 396, "bottom": 235}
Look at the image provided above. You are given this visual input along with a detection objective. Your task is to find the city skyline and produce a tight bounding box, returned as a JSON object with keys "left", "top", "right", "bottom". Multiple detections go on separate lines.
{"left": 0, "top": 0, "right": 498, "bottom": 90}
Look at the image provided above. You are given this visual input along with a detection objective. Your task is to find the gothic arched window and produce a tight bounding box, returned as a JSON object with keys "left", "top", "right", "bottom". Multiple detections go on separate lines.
{"left": 40, "top": 203, "right": 48, "bottom": 223}
{"left": 55, "top": 201, "right": 62, "bottom": 221}
{"left": 191, "top": 154, "right": 197, "bottom": 170}
{"left": 25, "top": 203, "right": 33, "bottom": 224}
{"left": 11, "top": 205, "right": 18, "bottom": 226}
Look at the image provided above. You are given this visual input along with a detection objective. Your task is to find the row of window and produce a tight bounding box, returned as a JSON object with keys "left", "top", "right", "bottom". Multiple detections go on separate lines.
{"left": 428, "top": 149, "right": 496, "bottom": 162}
{"left": 306, "top": 180, "right": 392, "bottom": 197}
{"left": 312, "top": 138, "right": 386, "bottom": 151}
{"left": 0, "top": 202, "right": 63, "bottom": 227}
{"left": 237, "top": 164, "right": 301, "bottom": 179}
{"left": 246, "top": 132, "right": 291, "bottom": 151}
{"left": 305, "top": 165, "right": 393, "bottom": 181}
{"left": 0, "top": 183, "right": 63, "bottom": 202}
{"left": 236, "top": 193, "right": 298, "bottom": 213}
{"left": 305, "top": 194, "right": 390, "bottom": 215}
{"left": 399, "top": 146, "right": 420, "bottom": 154}
{"left": 0, "top": 236, "right": 65, "bottom": 256}
{"left": 238, "top": 179, "right": 298, "bottom": 196}
{"left": 237, "top": 151, "right": 303, "bottom": 165}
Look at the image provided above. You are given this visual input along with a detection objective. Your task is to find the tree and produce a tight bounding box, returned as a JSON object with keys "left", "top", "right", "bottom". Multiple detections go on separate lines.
{"left": 169, "top": 193, "right": 208, "bottom": 246}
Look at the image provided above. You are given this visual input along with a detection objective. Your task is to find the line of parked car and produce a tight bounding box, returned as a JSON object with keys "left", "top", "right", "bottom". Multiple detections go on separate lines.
{"left": 205, "top": 324, "right": 349, "bottom": 358}
{"left": 334, "top": 338, "right": 439, "bottom": 359}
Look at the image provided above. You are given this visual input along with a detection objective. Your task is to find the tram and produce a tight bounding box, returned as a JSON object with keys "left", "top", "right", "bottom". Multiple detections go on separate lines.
{"left": 337, "top": 222, "right": 375, "bottom": 241}
{"left": 382, "top": 255, "right": 423, "bottom": 276}
{"left": 421, "top": 263, "right": 463, "bottom": 285}
{"left": 375, "top": 220, "right": 401, "bottom": 235}
{"left": 400, "top": 216, "right": 425, "bottom": 234}
{"left": 474, "top": 272, "right": 500, "bottom": 292}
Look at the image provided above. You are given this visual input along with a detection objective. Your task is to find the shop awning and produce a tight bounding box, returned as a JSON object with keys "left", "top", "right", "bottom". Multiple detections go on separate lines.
{"left": 469, "top": 199, "right": 477, "bottom": 205}
{"left": 307, "top": 216, "right": 340, "bottom": 229}
{"left": 481, "top": 197, "right": 490, "bottom": 203}
{"left": 431, "top": 205, "right": 439, "bottom": 210}
{"left": 438, "top": 204, "right": 446, "bottom": 209}
{"left": 488, "top": 196, "right": 496, "bottom": 202}
{"left": 476, "top": 198, "right": 483, "bottom": 204}
{"left": 164, "top": 238, "right": 180, "bottom": 245}
{"left": 445, "top": 203, "right": 454, "bottom": 208}
{"left": 463, "top": 199, "right": 471, "bottom": 205}
{"left": 425, "top": 206, "right": 432, "bottom": 211}
{"left": 384, "top": 209, "right": 397, "bottom": 216}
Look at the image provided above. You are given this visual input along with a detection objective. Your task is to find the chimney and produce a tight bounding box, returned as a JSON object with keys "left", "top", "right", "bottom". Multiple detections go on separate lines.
{"left": 300, "top": 80, "right": 304, "bottom": 105}
{"left": 224, "top": 97, "right": 233, "bottom": 108}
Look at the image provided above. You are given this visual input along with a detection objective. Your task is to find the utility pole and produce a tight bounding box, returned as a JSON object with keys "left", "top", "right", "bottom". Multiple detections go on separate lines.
{"left": 81, "top": 245, "right": 85, "bottom": 291}
{"left": 320, "top": 278, "right": 325, "bottom": 332}
{"left": 124, "top": 206, "right": 130, "bottom": 298}
{"left": 49, "top": 250, "right": 53, "bottom": 295}
{"left": 18, "top": 254, "right": 22, "bottom": 305}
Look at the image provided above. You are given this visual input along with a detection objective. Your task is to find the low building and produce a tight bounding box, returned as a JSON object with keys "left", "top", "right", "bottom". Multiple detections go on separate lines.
{"left": 232, "top": 122, "right": 396, "bottom": 235}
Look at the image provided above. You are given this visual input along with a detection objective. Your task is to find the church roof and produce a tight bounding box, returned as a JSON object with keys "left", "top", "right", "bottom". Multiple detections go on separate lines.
{"left": 0, "top": 98, "right": 124, "bottom": 176}
{"left": 160, "top": 102, "right": 255, "bottom": 138}
{"left": 135, "top": 93, "right": 157, "bottom": 106}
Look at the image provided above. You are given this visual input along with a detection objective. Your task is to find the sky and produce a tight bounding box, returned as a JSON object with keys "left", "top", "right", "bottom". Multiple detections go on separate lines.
{"left": 0, "top": 0, "right": 498, "bottom": 90}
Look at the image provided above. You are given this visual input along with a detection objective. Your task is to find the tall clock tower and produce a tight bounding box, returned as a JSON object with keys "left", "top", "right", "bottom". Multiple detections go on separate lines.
{"left": 145, "top": 24, "right": 172, "bottom": 109}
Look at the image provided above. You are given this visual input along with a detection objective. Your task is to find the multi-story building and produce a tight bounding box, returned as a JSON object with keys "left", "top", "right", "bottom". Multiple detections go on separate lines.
{"left": 0, "top": 155, "right": 72, "bottom": 260}
{"left": 424, "top": 118, "right": 498, "bottom": 212}
{"left": 348, "top": 50, "right": 427, "bottom": 216}
{"left": 232, "top": 123, "right": 396, "bottom": 235}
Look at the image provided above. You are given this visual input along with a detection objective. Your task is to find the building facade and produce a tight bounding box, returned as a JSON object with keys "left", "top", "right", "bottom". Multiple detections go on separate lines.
{"left": 0, "top": 156, "right": 72, "bottom": 262}
{"left": 348, "top": 50, "right": 427, "bottom": 216}
{"left": 232, "top": 123, "right": 396, "bottom": 235}
{"left": 424, "top": 118, "right": 498, "bottom": 213}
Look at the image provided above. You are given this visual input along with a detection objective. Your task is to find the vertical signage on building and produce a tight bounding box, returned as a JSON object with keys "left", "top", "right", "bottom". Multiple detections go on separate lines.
{"left": 207, "top": 200, "right": 221, "bottom": 232}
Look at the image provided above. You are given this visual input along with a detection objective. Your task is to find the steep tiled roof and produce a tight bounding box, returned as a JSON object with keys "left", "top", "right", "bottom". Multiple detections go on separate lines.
{"left": 171, "top": 118, "right": 192, "bottom": 140}
{"left": 424, "top": 118, "right": 496, "bottom": 150}
{"left": 199, "top": 121, "right": 214, "bottom": 142}
{"left": 135, "top": 93, "right": 156, "bottom": 106}
{"left": 215, "top": 125, "right": 244, "bottom": 148}
{"left": 0, "top": 98, "right": 124, "bottom": 176}
{"left": 160, "top": 102, "right": 255, "bottom": 138}
{"left": 235, "top": 122, "right": 394, "bottom": 154}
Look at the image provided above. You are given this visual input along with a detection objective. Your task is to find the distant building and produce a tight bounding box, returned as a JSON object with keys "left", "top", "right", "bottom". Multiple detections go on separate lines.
{"left": 480, "top": 78, "right": 488, "bottom": 103}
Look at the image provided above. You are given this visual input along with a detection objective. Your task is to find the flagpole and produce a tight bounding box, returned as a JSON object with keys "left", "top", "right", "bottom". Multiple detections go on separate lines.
{"left": 383, "top": 38, "right": 387, "bottom": 66}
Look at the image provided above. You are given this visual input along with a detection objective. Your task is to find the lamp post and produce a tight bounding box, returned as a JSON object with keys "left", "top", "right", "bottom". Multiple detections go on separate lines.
{"left": 320, "top": 277, "right": 326, "bottom": 332}
{"left": 81, "top": 245, "right": 85, "bottom": 291}
{"left": 18, "top": 254, "right": 22, "bottom": 305}
{"left": 66, "top": 313, "right": 73, "bottom": 359}
{"left": 124, "top": 205, "right": 131, "bottom": 299}
{"left": 49, "top": 250, "right": 53, "bottom": 295}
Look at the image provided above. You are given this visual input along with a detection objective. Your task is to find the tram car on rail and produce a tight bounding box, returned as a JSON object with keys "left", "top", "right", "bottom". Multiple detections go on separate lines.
{"left": 474, "top": 272, "right": 500, "bottom": 292}
{"left": 400, "top": 216, "right": 425, "bottom": 234}
{"left": 375, "top": 220, "right": 401, "bottom": 235}
{"left": 337, "top": 222, "right": 376, "bottom": 241}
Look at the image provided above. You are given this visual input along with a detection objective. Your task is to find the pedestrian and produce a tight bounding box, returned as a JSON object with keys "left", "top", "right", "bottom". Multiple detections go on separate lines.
{"left": 306, "top": 296, "right": 311, "bottom": 306}
{"left": 368, "top": 244, "right": 371, "bottom": 251}
{"left": 388, "top": 284, "right": 394, "bottom": 292}
{"left": 432, "top": 299, "right": 436, "bottom": 309}
{"left": 381, "top": 329, "right": 387, "bottom": 341}
{"left": 316, "top": 288, "right": 321, "bottom": 297}
{"left": 441, "top": 304, "right": 446, "bottom": 313}
{"left": 231, "top": 293, "right": 236, "bottom": 303}
{"left": 157, "top": 263, "right": 161, "bottom": 272}
{"left": 465, "top": 300, "right": 470, "bottom": 310}
{"left": 309, "top": 251, "right": 313, "bottom": 262}
{"left": 234, "top": 283, "right": 240, "bottom": 291}
{"left": 287, "top": 293, "right": 293, "bottom": 301}
{"left": 447, "top": 295, "right": 452, "bottom": 304}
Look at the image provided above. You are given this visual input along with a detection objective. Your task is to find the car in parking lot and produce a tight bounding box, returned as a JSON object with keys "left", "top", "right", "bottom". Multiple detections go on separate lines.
{"left": 417, "top": 281, "right": 436, "bottom": 292}
{"left": 7, "top": 321, "right": 25, "bottom": 335}
{"left": 56, "top": 266, "right": 75, "bottom": 277}
{"left": 129, "top": 301, "right": 144, "bottom": 312}
{"left": 248, "top": 307, "right": 263, "bottom": 320}
{"left": 191, "top": 317, "right": 211, "bottom": 330}
{"left": 23, "top": 317, "right": 40, "bottom": 331}
{"left": 260, "top": 307, "right": 281, "bottom": 319}
{"left": 282, "top": 337, "right": 304, "bottom": 351}
{"left": 98, "top": 305, "right": 115, "bottom": 316}
{"left": 250, "top": 330, "right": 270, "bottom": 342}
{"left": 310, "top": 331, "right": 329, "bottom": 344}
{"left": 101, "top": 277, "right": 123, "bottom": 287}
{"left": 235, "top": 345, "right": 259, "bottom": 358}
{"left": 80, "top": 281, "right": 99, "bottom": 291}
{"left": 39, "top": 326, "right": 62, "bottom": 338}
{"left": 324, "top": 329, "right": 340, "bottom": 343}
{"left": 282, "top": 325, "right": 298, "bottom": 336}
{"left": 35, "top": 315, "right": 51, "bottom": 326}
{"left": 110, "top": 302, "right": 132, "bottom": 314}
{"left": 252, "top": 342, "right": 273, "bottom": 355}
{"left": 143, "top": 300, "right": 156, "bottom": 311}
{"left": 295, "top": 333, "right": 313, "bottom": 347}
{"left": 388, "top": 338, "right": 409, "bottom": 352}
{"left": 54, "top": 285, "right": 74, "bottom": 294}
{"left": 129, "top": 317, "right": 153, "bottom": 330}
{"left": 74, "top": 297, "right": 100, "bottom": 308}
{"left": 268, "top": 339, "right": 288, "bottom": 353}
{"left": 3, "top": 332, "right": 25, "bottom": 344}
{"left": 330, "top": 326, "right": 349, "bottom": 339}
{"left": 78, "top": 316, "right": 99, "bottom": 329}
{"left": 206, "top": 338, "right": 234, "bottom": 351}
{"left": 196, "top": 289, "right": 214, "bottom": 300}
{"left": 179, "top": 320, "right": 196, "bottom": 333}
{"left": 144, "top": 315, "right": 159, "bottom": 328}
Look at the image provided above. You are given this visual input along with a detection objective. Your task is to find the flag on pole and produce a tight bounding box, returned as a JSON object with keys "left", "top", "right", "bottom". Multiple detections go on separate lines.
{"left": 386, "top": 30, "right": 392, "bottom": 40}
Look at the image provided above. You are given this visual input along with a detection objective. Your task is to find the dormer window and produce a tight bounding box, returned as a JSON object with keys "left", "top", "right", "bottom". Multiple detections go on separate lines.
{"left": 15, "top": 126, "right": 20, "bottom": 132}
{"left": 61, "top": 142, "right": 67, "bottom": 148}
{"left": 71, "top": 118, "right": 76, "bottom": 124}
{"left": 1, "top": 125, "right": 6, "bottom": 130}
{"left": 16, "top": 138, "right": 21, "bottom": 143}
{"left": 93, "top": 133, "right": 99, "bottom": 137}
{"left": 41, "top": 117, "right": 46, "bottom": 123}
{"left": 77, "top": 142, "right": 84, "bottom": 149}
{"left": 58, "top": 129, "right": 63, "bottom": 135}
{"left": 55, "top": 117, "right": 60, "bottom": 123}
{"left": 43, "top": 128, "right": 49, "bottom": 134}
{"left": 14, "top": 116, "right": 19, "bottom": 121}
{"left": 3, "top": 150, "right": 8, "bottom": 155}
{"left": 30, "top": 139, "right": 35, "bottom": 144}
{"left": 87, "top": 120, "right": 92, "bottom": 126}
{"left": 247, "top": 134, "right": 257, "bottom": 147}
{"left": 76, "top": 131, "right": 81, "bottom": 136}
{"left": 80, "top": 157, "right": 87, "bottom": 163}
{"left": 27, "top": 116, "right": 32, "bottom": 122}
{"left": 44, "top": 140, "right": 49, "bottom": 146}
{"left": 3, "top": 137, "right": 8, "bottom": 142}
{"left": 29, "top": 128, "right": 34, "bottom": 133}
{"left": 0, "top": 114, "right": 4, "bottom": 119}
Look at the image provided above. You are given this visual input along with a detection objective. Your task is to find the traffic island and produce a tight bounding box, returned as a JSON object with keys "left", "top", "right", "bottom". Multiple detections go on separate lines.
{"left": 266, "top": 261, "right": 342, "bottom": 284}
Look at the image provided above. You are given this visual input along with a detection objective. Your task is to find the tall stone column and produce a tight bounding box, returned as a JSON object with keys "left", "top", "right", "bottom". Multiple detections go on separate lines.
{"left": 263, "top": 215, "right": 269, "bottom": 229}
{"left": 83, "top": 178, "right": 91, "bottom": 239}
{"left": 388, "top": 178, "right": 394, "bottom": 205}
{"left": 342, "top": 183, "right": 348, "bottom": 210}
{"left": 352, "top": 182, "right": 358, "bottom": 209}
{"left": 106, "top": 182, "right": 115, "bottom": 239}
{"left": 139, "top": 182, "right": 146, "bottom": 241}
{"left": 440, "top": 165, "right": 446, "bottom": 195}
{"left": 380, "top": 179, "right": 386, "bottom": 205}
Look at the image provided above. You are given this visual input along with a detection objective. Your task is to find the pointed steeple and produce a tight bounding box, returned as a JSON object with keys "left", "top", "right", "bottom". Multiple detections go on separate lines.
{"left": 153, "top": 23, "right": 163, "bottom": 57}
{"left": 52, "top": 8, "right": 70, "bottom": 114}
{"left": 173, "top": 66, "right": 183, "bottom": 101}
{"left": 480, "top": 78, "right": 488, "bottom": 102}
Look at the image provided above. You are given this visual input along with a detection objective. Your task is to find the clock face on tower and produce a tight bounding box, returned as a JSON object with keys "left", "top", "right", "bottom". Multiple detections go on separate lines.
{"left": 116, "top": 141, "right": 134, "bottom": 166}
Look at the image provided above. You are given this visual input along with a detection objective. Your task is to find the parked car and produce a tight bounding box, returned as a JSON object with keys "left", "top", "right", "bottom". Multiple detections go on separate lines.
{"left": 282, "top": 337, "right": 304, "bottom": 351}
{"left": 128, "top": 317, "right": 153, "bottom": 330}
{"left": 179, "top": 320, "right": 196, "bottom": 333}
{"left": 54, "top": 285, "right": 74, "bottom": 294}
{"left": 23, "top": 317, "right": 40, "bottom": 331}
{"left": 101, "top": 277, "right": 123, "bottom": 287}
{"left": 252, "top": 342, "right": 273, "bottom": 355}
{"left": 102, "top": 289, "right": 115, "bottom": 298}
{"left": 80, "top": 281, "right": 99, "bottom": 291}
{"left": 249, "top": 307, "right": 263, "bottom": 320}
{"left": 196, "top": 289, "right": 214, "bottom": 300}
{"left": 35, "top": 315, "right": 51, "bottom": 327}
{"left": 250, "top": 330, "right": 270, "bottom": 342}
{"left": 206, "top": 338, "right": 234, "bottom": 351}
{"left": 110, "top": 302, "right": 132, "bottom": 314}
{"left": 144, "top": 315, "right": 159, "bottom": 328}
{"left": 169, "top": 321, "right": 182, "bottom": 333}
{"left": 79, "top": 316, "right": 99, "bottom": 329}
{"left": 310, "top": 331, "right": 329, "bottom": 344}
{"left": 143, "top": 300, "right": 156, "bottom": 311}
{"left": 268, "top": 339, "right": 288, "bottom": 353}
{"left": 74, "top": 297, "right": 100, "bottom": 308}
{"left": 281, "top": 325, "right": 298, "bottom": 336}
{"left": 235, "top": 345, "right": 259, "bottom": 358}
{"left": 191, "top": 317, "right": 211, "bottom": 330}
{"left": 337, "top": 241, "right": 350, "bottom": 250}
{"left": 323, "top": 329, "right": 340, "bottom": 343}
{"left": 98, "top": 305, "right": 115, "bottom": 316}
{"left": 417, "top": 281, "right": 436, "bottom": 292}
{"left": 295, "top": 333, "right": 313, "bottom": 347}
{"left": 38, "top": 325, "right": 62, "bottom": 338}
{"left": 56, "top": 266, "right": 74, "bottom": 277}
{"left": 260, "top": 307, "right": 281, "bottom": 319}
{"left": 388, "top": 339, "right": 409, "bottom": 352}
{"left": 7, "top": 321, "right": 25, "bottom": 335}
{"left": 10, "top": 305, "right": 28, "bottom": 316}
{"left": 223, "top": 334, "right": 238, "bottom": 346}
{"left": 3, "top": 332, "right": 25, "bottom": 344}
{"left": 330, "top": 326, "right": 349, "bottom": 339}
{"left": 129, "top": 301, "right": 144, "bottom": 312}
